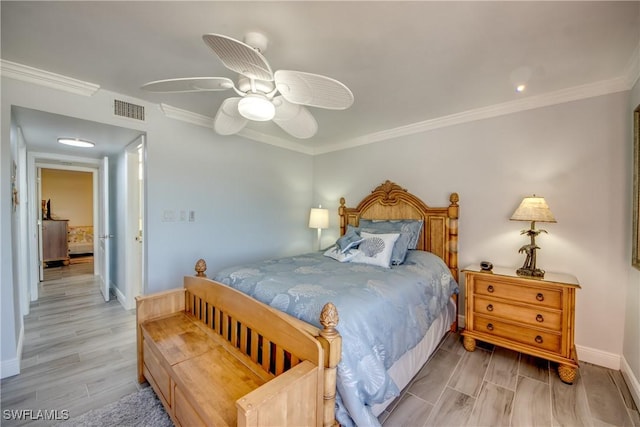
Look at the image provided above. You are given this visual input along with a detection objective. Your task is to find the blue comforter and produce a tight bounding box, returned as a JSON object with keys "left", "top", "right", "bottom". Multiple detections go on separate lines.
{"left": 213, "top": 250, "right": 458, "bottom": 427}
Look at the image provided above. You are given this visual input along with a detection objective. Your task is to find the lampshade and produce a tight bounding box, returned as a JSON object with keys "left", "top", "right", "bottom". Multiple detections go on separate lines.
{"left": 238, "top": 94, "right": 275, "bottom": 121}
{"left": 308, "top": 207, "right": 329, "bottom": 229}
{"left": 510, "top": 196, "right": 556, "bottom": 223}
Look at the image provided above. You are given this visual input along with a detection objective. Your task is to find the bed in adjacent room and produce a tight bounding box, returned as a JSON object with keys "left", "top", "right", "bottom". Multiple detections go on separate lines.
{"left": 201, "top": 180, "right": 460, "bottom": 426}
{"left": 67, "top": 225, "right": 94, "bottom": 255}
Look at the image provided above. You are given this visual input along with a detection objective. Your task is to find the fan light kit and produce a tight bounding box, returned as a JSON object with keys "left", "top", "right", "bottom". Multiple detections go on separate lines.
{"left": 57, "top": 138, "right": 95, "bottom": 148}
{"left": 238, "top": 93, "right": 275, "bottom": 121}
{"left": 141, "top": 32, "right": 354, "bottom": 139}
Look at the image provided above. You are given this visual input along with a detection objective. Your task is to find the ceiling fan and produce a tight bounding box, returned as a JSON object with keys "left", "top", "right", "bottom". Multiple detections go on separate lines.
{"left": 141, "top": 32, "right": 354, "bottom": 139}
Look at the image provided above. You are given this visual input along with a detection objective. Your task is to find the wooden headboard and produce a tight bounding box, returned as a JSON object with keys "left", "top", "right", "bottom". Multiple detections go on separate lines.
{"left": 339, "top": 180, "right": 459, "bottom": 281}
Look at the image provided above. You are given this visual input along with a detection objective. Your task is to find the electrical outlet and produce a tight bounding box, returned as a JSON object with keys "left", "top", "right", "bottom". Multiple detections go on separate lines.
{"left": 189, "top": 210, "right": 195, "bottom": 222}
{"left": 179, "top": 210, "right": 187, "bottom": 222}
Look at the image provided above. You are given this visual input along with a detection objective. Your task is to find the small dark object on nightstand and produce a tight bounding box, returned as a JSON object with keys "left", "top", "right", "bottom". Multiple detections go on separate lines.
{"left": 480, "top": 261, "right": 493, "bottom": 271}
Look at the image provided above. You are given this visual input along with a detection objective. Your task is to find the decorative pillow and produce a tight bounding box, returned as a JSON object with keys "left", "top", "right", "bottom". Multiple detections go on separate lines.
{"left": 324, "top": 245, "right": 361, "bottom": 262}
{"left": 358, "top": 219, "right": 424, "bottom": 249}
{"left": 349, "top": 232, "right": 400, "bottom": 268}
{"left": 336, "top": 225, "right": 364, "bottom": 252}
{"left": 359, "top": 226, "right": 411, "bottom": 265}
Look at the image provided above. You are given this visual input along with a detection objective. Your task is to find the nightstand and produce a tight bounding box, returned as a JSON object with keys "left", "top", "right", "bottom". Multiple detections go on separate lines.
{"left": 461, "top": 265, "right": 580, "bottom": 384}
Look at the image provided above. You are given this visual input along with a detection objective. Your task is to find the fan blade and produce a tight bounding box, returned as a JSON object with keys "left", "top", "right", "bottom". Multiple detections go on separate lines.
{"left": 272, "top": 96, "right": 318, "bottom": 139}
{"left": 213, "top": 97, "right": 248, "bottom": 135}
{"left": 141, "top": 77, "right": 234, "bottom": 92}
{"left": 202, "top": 34, "right": 273, "bottom": 82}
{"left": 274, "top": 70, "right": 354, "bottom": 110}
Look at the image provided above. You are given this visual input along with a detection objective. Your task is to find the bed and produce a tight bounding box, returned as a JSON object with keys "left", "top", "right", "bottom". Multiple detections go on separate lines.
{"left": 201, "top": 180, "right": 460, "bottom": 426}
{"left": 67, "top": 225, "right": 93, "bottom": 255}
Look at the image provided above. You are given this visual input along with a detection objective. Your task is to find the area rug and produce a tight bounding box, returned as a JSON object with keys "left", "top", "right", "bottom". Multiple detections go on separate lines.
{"left": 57, "top": 386, "right": 172, "bottom": 427}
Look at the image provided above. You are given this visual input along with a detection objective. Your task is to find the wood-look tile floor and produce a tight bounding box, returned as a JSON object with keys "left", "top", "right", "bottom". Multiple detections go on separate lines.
{"left": 380, "top": 333, "right": 640, "bottom": 427}
{"left": 1, "top": 265, "right": 638, "bottom": 427}
{"left": 0, "top": 263, "right": 141, "bottom": 426}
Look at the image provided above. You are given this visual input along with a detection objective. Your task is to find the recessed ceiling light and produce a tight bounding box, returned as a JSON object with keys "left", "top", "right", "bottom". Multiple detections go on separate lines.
{"left": 516, "top": 84, "right": 526, "bottom": 93}
{"left": 57, "top": 138, "right": 95, "bottom": 148}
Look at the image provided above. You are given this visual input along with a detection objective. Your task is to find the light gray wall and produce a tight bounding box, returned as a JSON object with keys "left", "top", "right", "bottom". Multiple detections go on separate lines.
{"left": 626, "top": 77, "right": 640, "bottom": 388}
{"left": 0, "top": 76, "right": 315, "bottom": 375}
{"left": 314, "top": 91, "right": 632, "bottom": 368}
{"left": 0, "top": 101, "right": 22, "bottom": 376}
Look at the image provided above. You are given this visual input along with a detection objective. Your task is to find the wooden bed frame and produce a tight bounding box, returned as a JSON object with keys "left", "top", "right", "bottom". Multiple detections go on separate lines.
{"left": 136, "top": 180, "right": 459, "bottom": 427}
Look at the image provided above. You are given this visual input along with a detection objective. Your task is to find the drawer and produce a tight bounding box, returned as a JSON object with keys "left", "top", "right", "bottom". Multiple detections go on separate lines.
{"left": 474, "top": 315, "right": 561, "bottom": 354}
{"left": 174, "top": 385, "right": 206, "bottom": 427}
{"left": 143, "top": 340, "right": 172, "bottom": 406}
{"left": 474, "top": 277, "right": 562, "bottom": 309}
{"left": 474, "top": 296, "right": 562, "bottom": 331}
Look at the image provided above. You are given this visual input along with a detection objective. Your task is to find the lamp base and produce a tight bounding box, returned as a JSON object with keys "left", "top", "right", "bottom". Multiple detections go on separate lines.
{"left": 516, "top": 267, "right": 545, "bottom": 278}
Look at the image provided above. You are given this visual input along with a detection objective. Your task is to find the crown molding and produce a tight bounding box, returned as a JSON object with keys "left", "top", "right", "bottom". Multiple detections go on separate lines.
{"left": 237, "top": 128, "right": 314, "bottom": 155}
{"left": 159, "top": 103, "right": 314, "bottom": 154}
{"left": 159, "top": 103, "right": 213, "bottom": 128}
{"left": 0, "top": 59, "right": 99, "bottom": 96}
{"left": 313, "top": 76, "right": 632, "bottom": 155}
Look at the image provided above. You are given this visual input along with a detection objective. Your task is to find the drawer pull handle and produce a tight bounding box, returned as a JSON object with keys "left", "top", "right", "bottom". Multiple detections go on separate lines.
{"left": 535, "top": 335, "right": 543, "bottom": 344}
{"left": 487, "top": 304, "right": 494, "bottom": 312}
{"left": 536, "top": 293, "right": 544, "bottom": 302}
{"left": 487, "top": 285, "right": 494, "bottom": 293}
{"left": 536, "top": 314, "right": 544, "bottom": 323}
{"left": 487, "top": 323, "right": 494, "bottom": 331}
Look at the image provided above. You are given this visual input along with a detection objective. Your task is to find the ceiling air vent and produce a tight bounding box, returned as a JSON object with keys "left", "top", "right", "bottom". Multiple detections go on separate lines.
{"left": 114, "top": 99, "right": 145, "bottom": 121}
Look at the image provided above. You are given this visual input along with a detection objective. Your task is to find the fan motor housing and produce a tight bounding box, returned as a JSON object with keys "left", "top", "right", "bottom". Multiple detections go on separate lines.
{"left": 243, "top": 31, "right": 269, "bottom": 53}
{"left": 237, "top": 76, "right": 274, "bottom": 95}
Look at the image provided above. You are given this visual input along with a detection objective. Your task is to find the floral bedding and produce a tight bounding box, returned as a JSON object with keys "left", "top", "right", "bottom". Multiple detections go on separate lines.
{"left": 67, "top": 226, "right": 93, "bottom": 255}
{"left": 213, "top": 250, "right": 458, "bottom": 427}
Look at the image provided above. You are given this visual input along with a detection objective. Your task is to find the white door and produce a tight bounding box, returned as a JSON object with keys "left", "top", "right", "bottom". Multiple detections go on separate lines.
{"left": 125, "top": 136, "right": 144, "bottom": 308}
{"left": 97, "top": 156, "right": 111, "bottom": 301}
{"left": 37, "top": 167, "right": 44, "bottom": 282}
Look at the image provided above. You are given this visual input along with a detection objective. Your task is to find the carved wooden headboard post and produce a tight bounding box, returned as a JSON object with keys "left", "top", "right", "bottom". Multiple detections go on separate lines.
{"left": 447, "top": 193, "right": 460, "bottom": 282}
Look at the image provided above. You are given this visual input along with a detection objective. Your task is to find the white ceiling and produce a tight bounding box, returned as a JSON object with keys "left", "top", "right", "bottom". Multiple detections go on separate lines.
{"left": 2, "top": 1, "right": 639, "bottom": 155}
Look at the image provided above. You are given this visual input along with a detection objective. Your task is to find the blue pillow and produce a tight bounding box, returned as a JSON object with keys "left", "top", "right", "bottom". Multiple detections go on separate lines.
{"left": 358, "top": 219, "right": 423, "bottom": 249}
{"left": 336, "top": 225, "right": 364, "bottom": 252}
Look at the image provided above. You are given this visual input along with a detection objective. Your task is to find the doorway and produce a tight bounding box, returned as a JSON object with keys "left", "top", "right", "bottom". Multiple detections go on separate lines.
{"left": 39, "top": 168, "right": 95, "bottom": 281}
{"left": 29, "top": 155, "right": 108, "bottom": 302}
{"left": 14, "top": 107, "right": 146, "bottom": 311}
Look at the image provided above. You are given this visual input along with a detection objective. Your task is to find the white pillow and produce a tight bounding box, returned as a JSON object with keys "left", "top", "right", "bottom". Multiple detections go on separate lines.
{"left": 349, "top": 232, "right": 400, "bottom": 268}
{"left": 324, "top": 245, "right": 361, "bottom": 262}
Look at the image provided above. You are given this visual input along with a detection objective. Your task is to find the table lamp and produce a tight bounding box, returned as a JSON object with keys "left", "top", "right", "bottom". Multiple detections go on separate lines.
{"left": 510, "top": 195, "right": 556, "bottom": 278}
{"left": 309, "top": 205, "right": 329, "bottom": 250}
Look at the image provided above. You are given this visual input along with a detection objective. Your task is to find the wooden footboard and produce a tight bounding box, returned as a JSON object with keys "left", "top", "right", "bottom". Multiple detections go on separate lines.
{"left": 136, "top": 260, "right": 342, "bottom": 427}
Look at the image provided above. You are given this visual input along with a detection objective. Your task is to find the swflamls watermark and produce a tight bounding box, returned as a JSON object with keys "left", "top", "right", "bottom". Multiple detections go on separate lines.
{"left": 2, "top": 409, "right": 70, "bottom": 421}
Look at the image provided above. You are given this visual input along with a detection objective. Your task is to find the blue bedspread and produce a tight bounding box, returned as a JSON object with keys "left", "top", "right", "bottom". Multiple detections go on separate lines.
{"left": 213, "top": 250, "right": 458, "bottom": 427}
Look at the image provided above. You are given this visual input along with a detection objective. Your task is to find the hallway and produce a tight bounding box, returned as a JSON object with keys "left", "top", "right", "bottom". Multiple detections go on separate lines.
{"left": 0, "top": 264, "right": 140, "bottom": 426}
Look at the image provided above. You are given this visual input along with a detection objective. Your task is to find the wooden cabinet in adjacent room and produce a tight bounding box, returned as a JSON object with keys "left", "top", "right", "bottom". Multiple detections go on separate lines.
{"left": 42, "top": 219, "right": 69, "bottom": 266}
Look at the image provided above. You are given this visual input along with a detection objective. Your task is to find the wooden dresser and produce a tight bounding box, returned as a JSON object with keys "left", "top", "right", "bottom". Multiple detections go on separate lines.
{"left": 42, "top": 219, "right": 70, "bottom": 266}
{"left": 461, "top": 265, "right": 580, "bottom": 383}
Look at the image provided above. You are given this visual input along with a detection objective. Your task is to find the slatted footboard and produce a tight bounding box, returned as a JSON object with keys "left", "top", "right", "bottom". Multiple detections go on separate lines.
{"left": 136, "top": 261, "right": 342, "bottom": 427}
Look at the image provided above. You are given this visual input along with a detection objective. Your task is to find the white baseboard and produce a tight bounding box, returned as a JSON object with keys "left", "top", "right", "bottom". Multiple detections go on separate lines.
{"left": 576, "top": 345, "right": 621, "bottom": 370}
{"left": 114, "top": 285, "right": 128, "bottom": 310}
{"left": 621, "top": 356, "right": 640, "bottom": 408}
{"left": 0, "top": 323, "right": 24, "bottom": 379}
{"left": 457, "top": 316, "right": 623, "bottom": 372}
{"left": 458, "top": 314, "right": 465, "bottom": 329}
